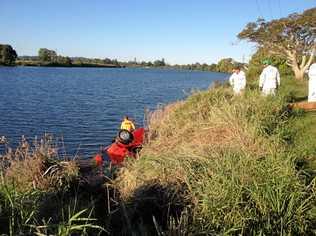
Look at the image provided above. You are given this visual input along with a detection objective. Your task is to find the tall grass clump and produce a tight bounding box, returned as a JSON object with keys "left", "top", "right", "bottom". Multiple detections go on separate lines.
{"left": 1, "top": 135, "right": 79, "bottom": 192}
{"left": 116, "top": 87, "right": 316, "bottom": 235}
{"left": 0, "top": 135, "right": 107, "bottom": 235}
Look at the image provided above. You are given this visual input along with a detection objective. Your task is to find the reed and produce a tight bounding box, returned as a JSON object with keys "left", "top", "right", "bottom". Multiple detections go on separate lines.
{"left": 0, "top": 136, "right": 105, "bottom": 235}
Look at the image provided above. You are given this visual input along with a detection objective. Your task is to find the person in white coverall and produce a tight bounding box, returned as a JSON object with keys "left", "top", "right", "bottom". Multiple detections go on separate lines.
{"left": 259, "top": 60, "right": 280, "bottom": 95}
{"left": 308, "top": 63, "right": 316, "bottom": 102}
{"left": 229, "top": 66, "right": 246, "bottom": 94}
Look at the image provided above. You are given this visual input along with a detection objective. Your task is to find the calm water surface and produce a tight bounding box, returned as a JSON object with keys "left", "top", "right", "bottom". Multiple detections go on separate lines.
{"left": 0, "top": 67, "right": 227, "bottom": 156}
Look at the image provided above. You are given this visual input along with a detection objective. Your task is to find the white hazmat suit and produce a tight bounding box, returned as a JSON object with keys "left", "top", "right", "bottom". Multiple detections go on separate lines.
{"left": 229, "top": 70, "right": 246, "bottom": 94}
{"left": 308, "top": 63, "right": 316, "bottom": 102}
{"left": 259, "top": 65, "right": 280, "bottom": 95}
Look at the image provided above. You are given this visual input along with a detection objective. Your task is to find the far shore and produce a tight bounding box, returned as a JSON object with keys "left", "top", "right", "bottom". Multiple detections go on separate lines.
{"left": 3, "top": 62, "right": 230, "bottom": 73}
{"left": 15, "top": 60, "right": 123, "bottom": 68}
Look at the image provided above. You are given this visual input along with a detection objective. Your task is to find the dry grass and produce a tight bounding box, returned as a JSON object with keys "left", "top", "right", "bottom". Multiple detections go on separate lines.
{"left": 0, "top": 135, "right": 99, "bottom": 236}
{"left": 116, "top": 88, "right": 284, "bottom": 197}
{"left": 1, "top": 135, "right": 78, "bottom": 193}
{"left": 145, "top": 89, "right": 277, "bottom": 158}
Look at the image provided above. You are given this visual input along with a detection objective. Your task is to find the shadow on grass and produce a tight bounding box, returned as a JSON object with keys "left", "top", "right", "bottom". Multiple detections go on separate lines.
{"left": 110, "top": 182, "right": 192, "bottom": 235}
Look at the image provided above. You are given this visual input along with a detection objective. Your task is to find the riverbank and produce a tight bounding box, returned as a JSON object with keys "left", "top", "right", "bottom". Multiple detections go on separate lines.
{"left": 15, "top": 60, "right": 123, "bottom": 68}
{"left": 0, "top": 76, "right": 315, "bottom": 235}
{"left": 115, "top": 77, "right": 316, "bottom": 235}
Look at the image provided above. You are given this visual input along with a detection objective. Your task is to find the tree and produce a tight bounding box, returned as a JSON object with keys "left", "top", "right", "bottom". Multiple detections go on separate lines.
{"left": 112, "top": 59, "right": 120, "bottom": 66}
{"left": 201, "top": 63, "right": 209, "bottom": 71}
{"left": 247, "top": 47, "right": 292, "bottom": 79}
{"left": 64, "top": 57, "right": 72, "bottom": 65}
{"left": 153, "top": 58, "right": 166, "bottom": 67}
{"left": 56, "top": 56, "right": 72, "bottom": 65}
{"left": 103, "top": 58, "right": 112, "bottom": 64}
{"left": 217, "top": 58, "right": 235, "bottom": 73}
{"left": 238, "top": 7, "right": 316, "bottom": 80}
{"left": 0, "top": 44, "right": 17, "bottom": 65}
{"left": 38, "top": 48, "right": 57, "bottom": 62}
{"left": 146, "top": 61, "right": 153, "bottom": 67}
{"left": 209, "top": 63, "right": 218, "bottom": 72}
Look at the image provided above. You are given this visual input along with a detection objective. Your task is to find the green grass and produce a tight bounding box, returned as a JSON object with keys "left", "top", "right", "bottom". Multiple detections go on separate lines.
{"left": 279, "top": 76, "right": 308, "bottom": 102}
{"left": 116, "top": 85, "right": 316, "bottom": 235}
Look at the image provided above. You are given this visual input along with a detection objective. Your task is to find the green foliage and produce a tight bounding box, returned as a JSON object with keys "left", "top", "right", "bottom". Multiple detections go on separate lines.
{"left": 38, "top": 48, "right": 57, "bottom": 63}
{"left": 29, "top": 207, "right": 106, "bottom": 236}
{"left": 175, "top": 62, "right": 219, "bottom": 72}
{"left": 238, "top": 8, "right": 316, "bottom": 54}
{"left": 278, "top": 76, "right": 308, "bottom": 102}
{"left": 71, "top": 56, "right": 121, "bottom": 67}
{"left": 0, "top": 175, "right": 42, "bottom": 236}
{"left": 238, "top": 7, "right": 316, "bottom": 80}
{"left": 0, "top": 184, "right": 106, "bottom": 236}
{"left": 289, "top": 111, "right": 316, "bottom": 184}
{"left": 103, "top": 57, "right": 112, "bottom": 64}
{"left": 208, "top": 63, "right": 218, "bottom": 71}
{"left": 139, "top": 61, "right": 153, "bottom": 67}
{"left": 248, "top": 47, "right": 292, "bottom": 78}
{"left": 153, "top": 58, "right": 166, "bottom": 67}
{"left": 57, "top": 208, "right": 105, "bottom": 236}
{"left": 56, "top": 56, "right": 72, "bottom": 66}
{"left": 172, "top": 60, "right": 246, "bottom": 73}
{"left": 0, "top": 44, "right": 17, "bottom": 66}
{"left": 217, "top": 57, "right": 235, "bottom": 73}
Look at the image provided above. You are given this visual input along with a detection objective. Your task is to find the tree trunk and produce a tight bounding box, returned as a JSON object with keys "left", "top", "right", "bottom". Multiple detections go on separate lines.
{"left": 287, "top": 48, "right": 315, "bottom": 80}
{"left": 292, "top": 66, "right": 305, "bottom": 80}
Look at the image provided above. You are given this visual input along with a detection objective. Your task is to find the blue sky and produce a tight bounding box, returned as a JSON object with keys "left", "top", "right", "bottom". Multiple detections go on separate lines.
{"left": 0, "top": 0, "right": 315, "bottom": 64}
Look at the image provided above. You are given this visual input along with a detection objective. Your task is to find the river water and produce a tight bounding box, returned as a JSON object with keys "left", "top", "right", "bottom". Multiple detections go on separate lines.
{"left": 0, "top": 67, "right": 227, "bottom": 156}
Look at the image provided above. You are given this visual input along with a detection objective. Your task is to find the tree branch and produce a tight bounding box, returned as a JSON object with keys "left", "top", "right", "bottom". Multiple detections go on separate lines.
{"left": 303, "top": 46, "right": 316, "bottom": 71}
{"left": 300, "top": 55, "right": 306, "bottom": 69}
{"left": 286, "top": 62, "right": 293, "bottom": 67}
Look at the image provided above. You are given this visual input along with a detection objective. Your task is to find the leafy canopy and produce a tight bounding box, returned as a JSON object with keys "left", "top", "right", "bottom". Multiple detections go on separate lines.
{"left": 0, "top": 44, "right": 17, "bottom": 65}
{"left": 238, "top": 8, "right": 316, "bottom": 80}
{"left": 238, "top": 8, "right": 316, "bottom": 56}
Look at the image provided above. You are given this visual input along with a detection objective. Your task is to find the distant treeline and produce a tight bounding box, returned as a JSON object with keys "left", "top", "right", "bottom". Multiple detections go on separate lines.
{"left": 112, "top": 57, "right": 246, "bottom": 73}
{"left": 1, "top": 44, "right": 244, "bottom": 73}
{"left": 172, "top": 58, "right": 246, "bottom": 73}
{"left": 16, "top": 48, "right": 122, "bottom": 68}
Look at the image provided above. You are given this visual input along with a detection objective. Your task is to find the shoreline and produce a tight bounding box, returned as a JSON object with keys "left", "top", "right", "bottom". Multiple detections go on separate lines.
{"left": 14, "top": 61, "right": 124, "bottom": 68}
{"left": 1, "top": 63, "right": 228, "bottom": 74}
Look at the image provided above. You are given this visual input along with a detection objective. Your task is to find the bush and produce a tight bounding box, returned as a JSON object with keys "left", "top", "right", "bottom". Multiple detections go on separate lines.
{"left": 246, "top": 47, "right": 293, "bottom": 89}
